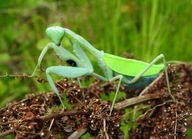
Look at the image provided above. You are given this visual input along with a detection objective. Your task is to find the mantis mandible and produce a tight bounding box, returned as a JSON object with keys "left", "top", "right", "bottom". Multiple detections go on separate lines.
{"left": 31, "top": 26, "right": 175, "bottom": 114}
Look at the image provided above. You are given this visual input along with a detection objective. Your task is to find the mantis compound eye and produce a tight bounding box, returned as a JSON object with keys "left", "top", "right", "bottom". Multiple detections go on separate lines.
{"left": 57, "top": 43, "right": 61, "bottom": 46}
{"left": 66, "top": 59, "right": 77, "bottom": 67}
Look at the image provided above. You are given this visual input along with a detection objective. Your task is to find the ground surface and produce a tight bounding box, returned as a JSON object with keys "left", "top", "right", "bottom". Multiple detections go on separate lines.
{"left": 0, "top": 63, "right": 192, "bottom": 139}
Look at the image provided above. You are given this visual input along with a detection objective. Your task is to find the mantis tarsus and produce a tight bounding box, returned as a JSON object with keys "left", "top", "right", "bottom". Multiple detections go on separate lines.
{"left": 31, "top": 26, "right": 176, "bottom": 114}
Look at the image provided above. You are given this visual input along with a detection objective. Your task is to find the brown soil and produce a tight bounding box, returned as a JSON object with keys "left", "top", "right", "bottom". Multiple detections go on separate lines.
{"left": 0, "top": 63, "right": 192, "bottom": 139}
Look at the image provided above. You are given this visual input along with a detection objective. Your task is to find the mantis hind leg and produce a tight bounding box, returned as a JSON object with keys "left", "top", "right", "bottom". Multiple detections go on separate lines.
{"left": 128, "top": 54, "right": 175, "bottom": 101}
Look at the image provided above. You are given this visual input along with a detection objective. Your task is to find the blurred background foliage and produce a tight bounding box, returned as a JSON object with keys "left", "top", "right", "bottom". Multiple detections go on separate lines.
{"left": 1, "top": 0, "right": 192, "bottom": 113}
{"left": 0, "top": 0, "right": 192, "bottom": 138}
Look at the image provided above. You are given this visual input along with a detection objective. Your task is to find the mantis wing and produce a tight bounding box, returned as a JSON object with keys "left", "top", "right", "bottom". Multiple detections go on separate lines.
{"left": 102, "top": 53, "right": 164, "bottom": 76}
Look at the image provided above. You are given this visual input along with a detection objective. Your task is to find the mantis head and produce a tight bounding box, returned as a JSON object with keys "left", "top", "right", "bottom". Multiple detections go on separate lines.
{"left": 46, "top": 26, "right": 66, "bottom": 45}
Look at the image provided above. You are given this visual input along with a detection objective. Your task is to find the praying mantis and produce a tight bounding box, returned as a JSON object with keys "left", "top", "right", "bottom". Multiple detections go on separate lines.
{"left": 31, "top": 26, "right": 175, "bottom": 114}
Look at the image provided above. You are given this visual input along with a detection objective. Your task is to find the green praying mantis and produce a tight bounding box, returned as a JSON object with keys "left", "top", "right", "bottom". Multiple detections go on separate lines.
{"left": 31, "top": 26, "right": 176, "bottom": 114}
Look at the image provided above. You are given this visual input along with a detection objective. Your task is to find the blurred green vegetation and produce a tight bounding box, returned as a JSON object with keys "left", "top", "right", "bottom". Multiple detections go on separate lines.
{"left": 0, "top": 0, "right": 192, "bottom": 138}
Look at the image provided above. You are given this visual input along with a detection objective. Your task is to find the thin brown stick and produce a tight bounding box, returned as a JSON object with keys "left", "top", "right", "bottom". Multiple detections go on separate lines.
{"left": 114, "top": 92, "right": 164, "bottom": 110}
{"left": 41, "top": 110, "right": 90, "bottom": 121}
{"left": 139, "top": 73, "right": 164, "bottom": 96}
{"left": 67, "top": 127, "right": 87, "bottom": 139}
{"left": 0, "top": 129, "right": 14, "bottom": 138}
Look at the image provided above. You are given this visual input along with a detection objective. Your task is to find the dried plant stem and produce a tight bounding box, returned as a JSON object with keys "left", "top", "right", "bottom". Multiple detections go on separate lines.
{"left": 0, "top": 129, "right": 13, "bottom": 138}
{"left": 114, "top": 92, "right": 164, "bottom": 110}
{"left": 139, "top": 73, "right": 164, "bottom": 96}
{"left": 67, "top": 127, "right": 87, "bottom": 139}
{"left": 41, "top": 110, "right": 90, "bottom": 121}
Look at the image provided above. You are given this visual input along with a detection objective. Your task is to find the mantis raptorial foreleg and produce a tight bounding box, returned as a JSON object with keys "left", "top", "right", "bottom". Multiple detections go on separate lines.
{"left": 46, "top": 66, "right": 91, "bottom": 110}
{"left": 31, "top": 41, "right": 94, "bottom": 110}
{"left": 30, "top": 42, "right": 82, "bottom": 77}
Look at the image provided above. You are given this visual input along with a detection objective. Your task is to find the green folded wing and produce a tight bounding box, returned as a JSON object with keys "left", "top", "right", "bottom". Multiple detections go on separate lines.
{"left": 102, "top": 53, "right": 164, "bottom": 76}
